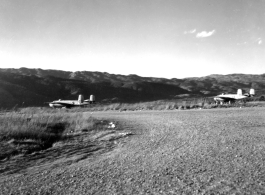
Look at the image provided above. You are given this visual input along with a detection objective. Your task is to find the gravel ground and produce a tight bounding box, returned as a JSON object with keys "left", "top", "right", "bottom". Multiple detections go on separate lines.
{"left": 1, "top": 107, "right": 265, "bottom": 194}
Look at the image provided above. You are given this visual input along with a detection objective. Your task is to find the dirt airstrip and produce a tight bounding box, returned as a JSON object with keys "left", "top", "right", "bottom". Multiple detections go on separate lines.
{"left": 1, "top": 107, "right": 265, "bottom": 194}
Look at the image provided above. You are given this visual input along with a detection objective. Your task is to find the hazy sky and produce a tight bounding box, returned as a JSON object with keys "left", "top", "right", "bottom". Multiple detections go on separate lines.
{"left": 1, "top": 0, "right": 265, "bottom": 78}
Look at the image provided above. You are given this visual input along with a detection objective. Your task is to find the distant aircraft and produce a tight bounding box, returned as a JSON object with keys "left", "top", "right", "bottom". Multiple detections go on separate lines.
{"left": 214, "top": 89, "right": 255, "bottom": 104}
{"left": 49, "top": 94, "right": 95, "bottom": 108}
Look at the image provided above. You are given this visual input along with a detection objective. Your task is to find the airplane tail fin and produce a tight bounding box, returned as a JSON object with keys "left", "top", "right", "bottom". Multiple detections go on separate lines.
{"left": 250, "top": 88, "right": 255, "bottom": 96}
{"left": 90, "top": 95, "right": 95, "bottom": 103}
{"left": 237, "top": 89, "right": 242, "bottom": 96}
{"left": 78, "top": 94, "right": 84, "bottom": 104}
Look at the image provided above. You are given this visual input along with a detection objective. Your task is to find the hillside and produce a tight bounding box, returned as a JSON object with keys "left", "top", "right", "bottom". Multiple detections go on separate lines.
{"left": 0, "top": 68, "right": 265, "bottom": 108}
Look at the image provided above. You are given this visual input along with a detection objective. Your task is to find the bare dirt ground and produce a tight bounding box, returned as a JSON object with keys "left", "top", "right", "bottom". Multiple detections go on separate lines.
{"left": 1, "top": 107, "right": 265, "bottom": 194}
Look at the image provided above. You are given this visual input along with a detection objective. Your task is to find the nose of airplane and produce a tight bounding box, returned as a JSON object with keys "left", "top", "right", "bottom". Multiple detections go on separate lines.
{"left": 214, "top": 97, "right": 222, "bottom": 101}
{"left": 49, "top": 103, "right": 54, "bottom": 107}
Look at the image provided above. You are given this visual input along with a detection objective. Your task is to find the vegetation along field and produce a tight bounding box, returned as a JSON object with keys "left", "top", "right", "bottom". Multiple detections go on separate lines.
{"left": 1, "top": 107, "right": 265, "bottom": 194}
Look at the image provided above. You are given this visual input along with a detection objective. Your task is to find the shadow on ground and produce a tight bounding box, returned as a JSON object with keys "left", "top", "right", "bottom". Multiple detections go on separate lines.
{"left": 0, "top": 120, "right": 133, "bottom": 176}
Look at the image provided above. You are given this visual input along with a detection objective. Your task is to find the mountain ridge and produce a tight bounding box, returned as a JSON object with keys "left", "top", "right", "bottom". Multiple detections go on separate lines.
{"left": 0, "top": 68, "right": 264, "bottom": 108}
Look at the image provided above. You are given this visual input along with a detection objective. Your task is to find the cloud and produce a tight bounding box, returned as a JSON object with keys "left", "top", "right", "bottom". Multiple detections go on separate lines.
{"left": 257, "top": 38, "right": 262, "bottom": 45}
{"left": 184, "top": 29, "right": 196, "bottom": 34}
{"left": 196, "top": 30, "right": 216, "bottom": 38}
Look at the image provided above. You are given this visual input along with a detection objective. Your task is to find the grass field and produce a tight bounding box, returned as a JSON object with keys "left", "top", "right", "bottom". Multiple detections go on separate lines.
{"left": 59, "top": 100, "right": 265, "bottom": 112}
{"left": 1, "top": 107, "right": 265, "bottom": 194}
{"left": 0, "top": 109, "right": 116, "bottom": 161}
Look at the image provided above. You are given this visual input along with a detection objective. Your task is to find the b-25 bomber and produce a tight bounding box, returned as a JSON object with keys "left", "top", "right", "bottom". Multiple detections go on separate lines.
{"left": 214, "top": 89, "right": 255, "bottom": 104}
{"left": 49, "top": 94, "right": 95, "bottom": 108}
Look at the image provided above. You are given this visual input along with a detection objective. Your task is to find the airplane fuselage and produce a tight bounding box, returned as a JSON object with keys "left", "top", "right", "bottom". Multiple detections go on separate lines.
{"left": 214, "top": 94, "right": 249, "bottom": 102}
{"left": 49, "top": 99, "right": 91, "bottom": 108}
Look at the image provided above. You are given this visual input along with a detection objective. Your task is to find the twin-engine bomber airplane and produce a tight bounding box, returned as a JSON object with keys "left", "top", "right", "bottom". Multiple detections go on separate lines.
{"left": 214, "top": 89, "right": 255, "bottom": 104}
{"left": 49, "top": 95, "right": 95, "bottom": 108}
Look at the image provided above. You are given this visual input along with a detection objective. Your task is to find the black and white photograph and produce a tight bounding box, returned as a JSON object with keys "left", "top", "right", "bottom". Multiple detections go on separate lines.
{"left": 1, "top": 0, "right": 265, "bottom": 194}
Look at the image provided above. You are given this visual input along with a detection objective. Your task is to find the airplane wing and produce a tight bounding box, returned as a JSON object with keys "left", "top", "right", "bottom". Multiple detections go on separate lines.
{"left": 59, "top": 102, "right": 90, "bottom": 108}
{"left": 216, "top": 96, "right": 247, "bottom": 101}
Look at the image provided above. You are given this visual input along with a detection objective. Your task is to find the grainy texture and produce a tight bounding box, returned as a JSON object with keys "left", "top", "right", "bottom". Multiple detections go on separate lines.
{"left": 1, "top": 107, "right": 265, "bottom": 194}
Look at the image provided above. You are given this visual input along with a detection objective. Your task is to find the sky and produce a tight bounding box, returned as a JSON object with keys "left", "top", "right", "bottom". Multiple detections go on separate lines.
{"left": 0, "top": 0, "right": 265, "bottom": 78}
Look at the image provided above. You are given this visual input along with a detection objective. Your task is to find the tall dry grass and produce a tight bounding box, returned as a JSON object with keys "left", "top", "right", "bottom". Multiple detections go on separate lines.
{"left": 0, "top": 109, "right": 99, "bottom": 147}
{"left": 0, "top": 108, "right": 119, "bottom": 160}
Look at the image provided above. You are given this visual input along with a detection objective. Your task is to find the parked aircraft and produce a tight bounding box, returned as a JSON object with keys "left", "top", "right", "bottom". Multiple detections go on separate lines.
{"left": 214, "top": 89, "right": 255, "bottom": 104}
{"left": 49, "top": 95, "right": 95, "bottom": 108}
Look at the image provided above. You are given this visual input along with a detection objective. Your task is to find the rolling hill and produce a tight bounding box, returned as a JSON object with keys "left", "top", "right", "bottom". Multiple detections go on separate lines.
{"left": 0, "top": 68, "right": 265, "bottom": 108}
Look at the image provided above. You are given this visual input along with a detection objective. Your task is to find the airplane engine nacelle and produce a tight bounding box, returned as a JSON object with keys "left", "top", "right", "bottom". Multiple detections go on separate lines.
{"left": 78, "top": 94, "right": 84, "bottom": 104}
{"left": 237, "top": 89, "right": 242, "bottom": 96}
{"left": 250, "top": 88, "right": 255, "bottom": 96}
